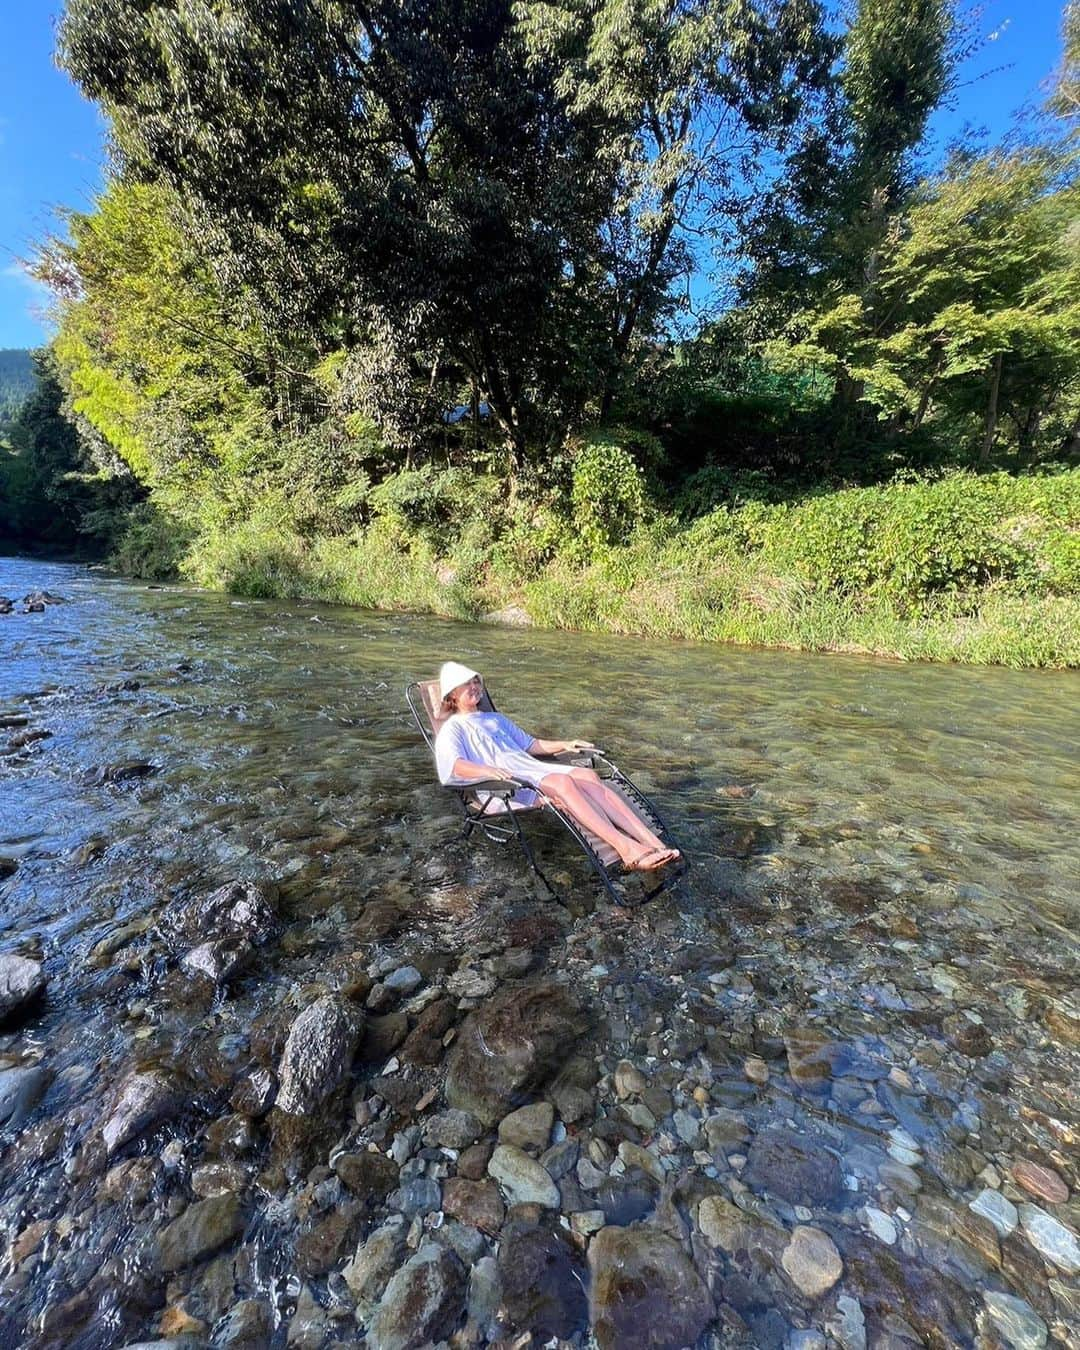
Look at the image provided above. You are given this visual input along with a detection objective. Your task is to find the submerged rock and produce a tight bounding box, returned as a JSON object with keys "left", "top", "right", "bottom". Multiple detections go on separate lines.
{"left": 941, "top": 1012, "right": 993, "bottom": 1057}
{"left": 589, "top": 1225, "right": 714, "bottom": 1350}
{"left": 781, "top": 1225, "right": 844, "bottom": 1298}
{"left": 1011, "top": 1161, "right": 1069, "bottom": 1205}
{"left": 211, "top": 1298, "right": 273, "bottom": 1348}
{"left": 783, "top": 1025, "right": 837, "bottom": 1086}
{"left": 743, "top": 1128, "right": 844, "bottom": 1209}
{"left": 102, "top": 1071, "right": 180, "bottom": 1155}
{"left": 981, "top": 1291, "right": 1048, "bottom": 1349}
{"left": 276, "top": 995, "right": 363, "bottom": 1114}
{"left": 499, "top": 1227, "right": 587, "bottom": 1340}
{"left": 444, "top": 982, "right": 590, "bottom": 1126}
{"left": 970, "top": 1187, "right": 1018, "bottom": 1237}
{"left": 157, "top": 1194, "right": 246, "bottom": 1271}
{"left": 1017, "top": 1205, "right": 1080, "bottom": 1274}
{"left": 498, "top": 1100, "right": 554, "bottom": 1151}
{"left": 488, "top": 1144, "right": 560, "bottom": 1208}
{"left": 164, "top": 879, "right": 280, "bottom": 945}
{"left": 81, "top": 760, "right": 159, "bottom": 786}
{"left": 0, "top": 953, "right": 46, "bottom": 1021}
{"left": 422, "top": 1108, "right": 482, "bottom": 1150}
{"left": 0, "top": 1065, "right": 52, "bottom": 1129}
{"left": 343, "top": 1216, "right": 408, "bottom": 1306}
{"left": 366, "top": 1242, "right": 466, "bottom": 1350}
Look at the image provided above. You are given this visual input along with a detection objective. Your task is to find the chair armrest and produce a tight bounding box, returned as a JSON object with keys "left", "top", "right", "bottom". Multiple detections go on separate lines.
{"left": 544, "top": 749, "right": 610, "bottom": 769}
{"left": 447, "top": 779, "right": 524, "bottom": 797}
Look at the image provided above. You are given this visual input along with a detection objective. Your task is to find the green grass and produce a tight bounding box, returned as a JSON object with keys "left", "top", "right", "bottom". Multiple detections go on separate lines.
{"left": 112, "top": 467, "right": 1080, "bottom": 669}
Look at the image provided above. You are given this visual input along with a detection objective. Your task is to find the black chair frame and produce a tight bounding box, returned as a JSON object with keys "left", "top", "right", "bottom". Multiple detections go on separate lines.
{"left": 405, "top": 680, "right": 687, "bottom": 905}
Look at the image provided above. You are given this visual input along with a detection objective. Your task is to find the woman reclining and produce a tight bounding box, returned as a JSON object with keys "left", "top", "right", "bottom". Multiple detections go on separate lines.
{"left": 434, "top": 661, "right": 679, "bottom": 871}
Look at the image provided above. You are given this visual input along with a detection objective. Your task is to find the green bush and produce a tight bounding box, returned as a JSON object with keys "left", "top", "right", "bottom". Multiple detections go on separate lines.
{"left": 570, "top": 433, "right": 650, "bottom": 556}
{"left": 110, "top": 501, "right": 191, "bottom": 579}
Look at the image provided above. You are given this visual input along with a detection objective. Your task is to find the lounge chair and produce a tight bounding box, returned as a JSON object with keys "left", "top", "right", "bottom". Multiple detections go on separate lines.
{"left": 405, "top": 678, "right": 687, "bottom": 904}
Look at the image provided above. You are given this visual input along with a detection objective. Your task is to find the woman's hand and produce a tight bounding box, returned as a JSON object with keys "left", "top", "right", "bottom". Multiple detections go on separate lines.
{"left": 564, "top": 738, "right": 598, "bottom": 753}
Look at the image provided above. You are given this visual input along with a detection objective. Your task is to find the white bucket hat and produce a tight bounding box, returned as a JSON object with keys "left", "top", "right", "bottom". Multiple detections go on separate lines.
{"left": 438, "top": 660, "right": 480, "bottom": 702}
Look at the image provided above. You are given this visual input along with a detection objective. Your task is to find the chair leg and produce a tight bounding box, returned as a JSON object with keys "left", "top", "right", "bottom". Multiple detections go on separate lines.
{"left": 509, "top": 810, "right": 557, "bottom": 897}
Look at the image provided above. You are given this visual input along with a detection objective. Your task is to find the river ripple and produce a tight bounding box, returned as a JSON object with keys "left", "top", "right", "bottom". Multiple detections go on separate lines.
{"left": 0, "top": 557, "right": 1078, "bottom": 1348}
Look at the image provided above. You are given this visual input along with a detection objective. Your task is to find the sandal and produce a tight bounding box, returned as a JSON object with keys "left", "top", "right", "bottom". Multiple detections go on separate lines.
{"left": 625, "top": 846, "right": 679, "bottom": 872}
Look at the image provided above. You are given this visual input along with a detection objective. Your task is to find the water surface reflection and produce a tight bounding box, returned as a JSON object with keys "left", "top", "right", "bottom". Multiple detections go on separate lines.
{"left": 0, "top": 558, "right": 1077, "bottom": 1348}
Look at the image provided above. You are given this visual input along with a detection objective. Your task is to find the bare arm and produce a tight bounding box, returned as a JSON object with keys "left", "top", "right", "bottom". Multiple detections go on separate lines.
{"left": 527, "top": 737, "right": 597, "bottom": 756}
{"left": 451, "top": 757, "right": 516, "bottom": 782}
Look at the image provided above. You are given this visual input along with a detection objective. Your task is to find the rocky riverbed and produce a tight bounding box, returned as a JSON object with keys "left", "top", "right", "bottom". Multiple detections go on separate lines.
{"left": 0, "top": 560, "right": 1078, "bottom": 1349}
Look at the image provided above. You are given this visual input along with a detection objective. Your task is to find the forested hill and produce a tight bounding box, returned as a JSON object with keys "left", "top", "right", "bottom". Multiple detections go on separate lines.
{"left": 0, "top": 350, "right": 35, "bottom": 425}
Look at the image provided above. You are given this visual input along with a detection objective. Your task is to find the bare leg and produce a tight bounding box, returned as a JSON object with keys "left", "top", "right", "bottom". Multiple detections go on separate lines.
{"left": 539, "top": 775, "right": 645, "bottom": 866}
{"left": 540, "top": 775, "right": 674, "bottom": 869}
{"left": 569, "top": 769, "right": 673, "bottom": 855}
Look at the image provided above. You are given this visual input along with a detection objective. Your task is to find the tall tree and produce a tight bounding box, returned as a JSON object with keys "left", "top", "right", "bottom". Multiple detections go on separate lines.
{"left": 58, "top": 0, "right": 619, "bottom": 460}
{"left": 763, "top": 148, "right": 1080, "bottom": 464}
{"left": 59, "top": 0, "right": 833, "bottom": 455}
{"left": 745, "top": 0, "right": 957, "bottom": 320}
{"left": 1051, "top": 2, "right": 1079, "bottom": 123}
{"left": 517, "top": 0, "right": 836, "bottom": 415}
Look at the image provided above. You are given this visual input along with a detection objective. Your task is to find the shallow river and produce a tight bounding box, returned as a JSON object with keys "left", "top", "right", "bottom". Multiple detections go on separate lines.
{"left": 1, "top": 557, "right": 1078, "bottom": 1350}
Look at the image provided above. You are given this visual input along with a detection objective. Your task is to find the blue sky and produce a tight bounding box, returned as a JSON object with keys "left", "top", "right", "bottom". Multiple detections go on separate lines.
{"left": 0, "top": 0, "right": 1070, "bottom": 349}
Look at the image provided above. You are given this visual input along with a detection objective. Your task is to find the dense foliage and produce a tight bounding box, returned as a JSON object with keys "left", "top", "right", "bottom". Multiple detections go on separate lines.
{"left": 0, "top": 351, "right": 141, "bottom": 553}
{"left": 0, "top": 349, "right": 35, "bottom": 428}
{"left": 15, "top": 0, "right": 1080, "bottom": 663}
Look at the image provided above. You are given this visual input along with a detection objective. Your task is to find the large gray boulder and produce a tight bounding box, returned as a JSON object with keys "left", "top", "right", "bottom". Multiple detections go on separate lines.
{"left": 277, "top": 996, "right": 363, "bottom": 1115}
{"left": 102, "top": 1071, "right": 180, "bottom": 1155}
{"left": 366, "top": 1242, "right": 467, "bottom": 1350}
{"left": 0, "top": 953, "right": 46, "bottom": 1021}
{"left": 0, "top": 1065, "right": 52, "bottom": 1129}
{"left": 445, "top": 983, "right": 590, "bottom": 1126}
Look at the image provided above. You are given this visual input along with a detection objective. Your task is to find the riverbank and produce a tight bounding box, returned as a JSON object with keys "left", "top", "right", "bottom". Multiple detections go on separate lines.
{"left": 118, "top": 468, "right": 1080, "bottom": 669}
{"left": 1, "top": 561, "right": 1078, "bottom": 1348}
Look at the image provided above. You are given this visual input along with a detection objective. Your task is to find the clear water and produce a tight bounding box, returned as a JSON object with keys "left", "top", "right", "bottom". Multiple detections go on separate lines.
{"left": 1, "top": 557, "right": 1077, "bottom": 1347}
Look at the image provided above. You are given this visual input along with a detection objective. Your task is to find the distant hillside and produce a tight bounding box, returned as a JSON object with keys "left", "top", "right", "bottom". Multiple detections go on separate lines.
{"left": 0, "top": 349, "right": 36, "bottom": 426}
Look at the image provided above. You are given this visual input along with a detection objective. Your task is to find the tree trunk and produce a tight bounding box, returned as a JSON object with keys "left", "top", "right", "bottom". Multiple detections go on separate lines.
{"left": 979, "top": 352, "right": 1003, "bottom": 467}
{"left": 1017, "top": 405, "right": 1041, "bottom": 467}
{"left": 1059, "top": 413, "right": 1080, "bottom": 463}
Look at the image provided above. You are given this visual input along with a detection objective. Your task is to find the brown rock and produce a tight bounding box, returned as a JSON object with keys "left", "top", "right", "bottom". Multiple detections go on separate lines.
{"left": 159, "top": 1302, "right": 207, "bottom": 1338}
{"left": 333, "top": 1149, "right": 399, "bottom": 1204}
{"left": 101, "top": 1156, "right": 161, "bottom": 1204}
{"left": 1044, "top": 1004, "right": 1080, "bottom": 1046}
{"left": 1012, "top": 1160, "right": 1069, "bottom": 1205}
{"left": 783, "top": 1026, "right": 836, "bottom": 1086}
{"left": 457, "top": 1142, "right": 494, "bottom": 1180}
{"left": 12, "top": 1220, "right": 50, "bottom": 1265}
{"left": 941, "top": 1013, "right": 993, "bottom": 1058}
{"left": 499, "top": 1226, "right": 587, "bottom": 1340}
{"left": 157, "top": 1194, "right": 245, "bottom": 1272}
{"left": 400, "top": 997, "right": 457, "bottom": 1066}
{"left": 361, "top": 1012, "right": 410, "bottom": 1060}
{"left": 589, "top": 1225, "right": 714, "bottom": 1350}
{"left": 443, "top": 1178, "right": 505, "bottom": 1234}
{"left": 296, "top": 1206, "right": 364, "bottom": 1276}
{"left": 445, "top": 983, "right": 590, "bottom": 1126}
{"left": 353, "top": 898, "right": 403, "bottom": 943}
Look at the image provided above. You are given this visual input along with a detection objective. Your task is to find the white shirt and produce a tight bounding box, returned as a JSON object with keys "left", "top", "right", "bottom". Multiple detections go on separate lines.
{"left": 435, "top": 711, "right": 534, "bottom": 784}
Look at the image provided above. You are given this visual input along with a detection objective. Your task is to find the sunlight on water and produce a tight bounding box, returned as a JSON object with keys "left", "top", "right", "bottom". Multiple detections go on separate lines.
{"left": 1, "top": 558, "right": 1077, "bottom": 1348}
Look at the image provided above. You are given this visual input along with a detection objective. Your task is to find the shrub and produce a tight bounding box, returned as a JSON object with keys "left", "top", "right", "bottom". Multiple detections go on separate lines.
{"left": 110, "top": 501, "right": 191, "bottom": 579}
{"left": 570, "top": 433, "right": 650, "bottom": 556}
